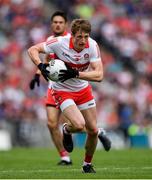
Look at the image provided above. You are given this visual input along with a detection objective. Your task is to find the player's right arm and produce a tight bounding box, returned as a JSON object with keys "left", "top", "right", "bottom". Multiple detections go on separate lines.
{"left": 28, "top": 36, "right": 59, "bottom": 65}
{"left": 28, "top": 43, "right": 46, "bottom": 66}
{"left": 28, "top": 43, "right": 50, "bottom": 81}
{"left": 28, "top": 38, "right": 59, "bottom": 81}
{"left": 29, "top": 46, "right": 52, "bottom": 89}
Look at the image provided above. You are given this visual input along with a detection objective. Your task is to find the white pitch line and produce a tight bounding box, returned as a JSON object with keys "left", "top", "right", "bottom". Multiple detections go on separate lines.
{"left": 0, "top": 166, "right": 152, "bottom": 173}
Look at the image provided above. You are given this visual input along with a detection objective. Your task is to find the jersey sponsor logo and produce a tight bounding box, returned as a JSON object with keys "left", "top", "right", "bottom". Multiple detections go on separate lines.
{"left": 62, "top": 52, "right": 81, "bottom": 61}
{"left": 62, "top": 52, "right": 71, "bottom": 58}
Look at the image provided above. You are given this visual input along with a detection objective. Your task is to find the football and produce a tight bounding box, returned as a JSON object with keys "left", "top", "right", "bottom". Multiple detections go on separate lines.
{"left": 46, "top": 59, "right": 67, "bottom": 82}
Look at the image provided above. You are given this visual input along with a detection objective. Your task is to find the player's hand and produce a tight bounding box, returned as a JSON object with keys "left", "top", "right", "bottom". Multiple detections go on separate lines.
{"left": 58, "top": 64, "right": 79, "bottom": 82}
{"left": 37, "top": 63, "right": 49, "bottom": 81}
{"left": 29, "top": 74, "right": 40, "bottom": 90}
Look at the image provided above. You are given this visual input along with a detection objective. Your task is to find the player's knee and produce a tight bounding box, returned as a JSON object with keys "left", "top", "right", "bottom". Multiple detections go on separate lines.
{"left": 75, "top": 122, "right": 85, "bottom": 132}
{"left": 47, "top": 120, "right": 58, "bottom": 130}
{"left": 87, "top": 128, "right": 98, "bottom": 136}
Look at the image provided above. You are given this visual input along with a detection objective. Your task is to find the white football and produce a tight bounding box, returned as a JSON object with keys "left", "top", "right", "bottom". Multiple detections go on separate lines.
{"left": 46, "top": 59, "right": 67, "bottom": 82}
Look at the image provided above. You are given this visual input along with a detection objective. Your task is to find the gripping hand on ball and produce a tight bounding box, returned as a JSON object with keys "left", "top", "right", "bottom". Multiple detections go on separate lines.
{"left": 37, "top": 63, "right": 49, "bottom": 81}
{"left": 29, "top": 74, "right": 40, "bottom": 90}
{"left": 58, "top": 64, "right": 79, "bottom": 82}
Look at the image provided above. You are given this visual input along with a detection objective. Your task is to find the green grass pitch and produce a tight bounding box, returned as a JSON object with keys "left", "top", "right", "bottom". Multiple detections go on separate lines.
{"left": 0, "top": 148, "right": 152, "bottom": 179}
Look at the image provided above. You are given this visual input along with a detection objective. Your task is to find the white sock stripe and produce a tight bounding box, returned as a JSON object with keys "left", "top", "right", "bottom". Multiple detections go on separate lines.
{"left": 61, "top": 156, "right": 70, "bottom": 162}
{"left": 83, "top": 162, "right": 91, "bottom": 166}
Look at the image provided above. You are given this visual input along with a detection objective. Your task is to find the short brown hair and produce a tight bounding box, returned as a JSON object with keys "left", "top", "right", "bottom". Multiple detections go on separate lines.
{"left": 71, "top": 19, "right": 91, "bottom": 35}
{"left": 51, "top": 11, "right": 67, "bottom": 23}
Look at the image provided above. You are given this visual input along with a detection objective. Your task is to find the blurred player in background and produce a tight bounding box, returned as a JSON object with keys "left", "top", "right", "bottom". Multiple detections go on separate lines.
{"left": 28, "top": 19, "right": 111, "bottom": 173}
{"left": 29, "top": 11, "right": 72, "bottom": 165}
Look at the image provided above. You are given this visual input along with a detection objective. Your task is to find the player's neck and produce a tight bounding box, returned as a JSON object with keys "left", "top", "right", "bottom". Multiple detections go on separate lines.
{"left": 54, "top": 33, "right": 62, "bottom": 37}
{"left": 54, "top": 31, "right": 67, "bottom": 37}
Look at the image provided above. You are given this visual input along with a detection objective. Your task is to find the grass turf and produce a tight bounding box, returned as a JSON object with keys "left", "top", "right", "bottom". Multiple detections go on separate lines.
{"left": 0, "top": 148, "right": 152, "bottom": 179}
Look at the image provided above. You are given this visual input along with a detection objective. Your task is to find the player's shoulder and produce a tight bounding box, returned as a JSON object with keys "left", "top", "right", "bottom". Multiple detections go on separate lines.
{"left": 46, "top": 35, "right": 54, "bottom": 41}
{"left": 46, "top": 32, "right": 70, "bottom": 41}
{"left": 88, "top": 37, "right": 98, "bottom": 48}
{"left": 88, "top": 37, "right": 97, "bottom": 44}
{"left": 57, "top": 35, "right": 70, "bottom": 43}
{"left": 46, "top": 36, "right": 58, "bottom": 46}
{"left": 64, "top": 32, "right": 71, "bottom": 37}
{"left": 46, "top": 36, "right": 70, "bottom": 47}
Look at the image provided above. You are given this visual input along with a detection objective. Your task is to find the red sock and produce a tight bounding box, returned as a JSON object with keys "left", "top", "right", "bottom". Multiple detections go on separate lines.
{"left": 84, "top": 154, "right": 93, "bottom": 163}
{"left": 59, "top": 150, "right": 68, "bottom": 157}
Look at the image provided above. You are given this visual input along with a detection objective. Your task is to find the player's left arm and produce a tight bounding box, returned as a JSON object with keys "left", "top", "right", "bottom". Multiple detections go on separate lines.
{"left": 78, "top": 60, "right": 103, "bottom": 82}
{"left": 78, "top": 41, "right": 103, "bottom": 82}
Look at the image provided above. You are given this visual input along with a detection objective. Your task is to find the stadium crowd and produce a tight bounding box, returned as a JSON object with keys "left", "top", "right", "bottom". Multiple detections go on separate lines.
{"left": 0, "top": 0, "right": 152, "bottom": 147}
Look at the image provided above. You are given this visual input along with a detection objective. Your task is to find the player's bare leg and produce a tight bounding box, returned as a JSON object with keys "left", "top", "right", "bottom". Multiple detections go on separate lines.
{"left": 62, "top": 104, "right": 85, "bottom": 152}
{"left": 81, "top": 107, "right": 98, "bottom": 173}
{"left": 62, "top": 105, "right": 111, "bottom": 152}
{"left": 62, "top": 105, "right": 97, "bottom": 172}
{"left": 62, "top": 105, "right": 85, "bottom": 133}
{"left": 46, "top": 106, "right": 72, "bottom": 165}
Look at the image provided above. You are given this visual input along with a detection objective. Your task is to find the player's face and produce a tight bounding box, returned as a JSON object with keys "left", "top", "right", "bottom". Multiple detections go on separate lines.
{"left": 51, "top": 16, "right": 67, "bottom": 36}
{"left": 73, "top": 31, "right": 89, "bottom": 52}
